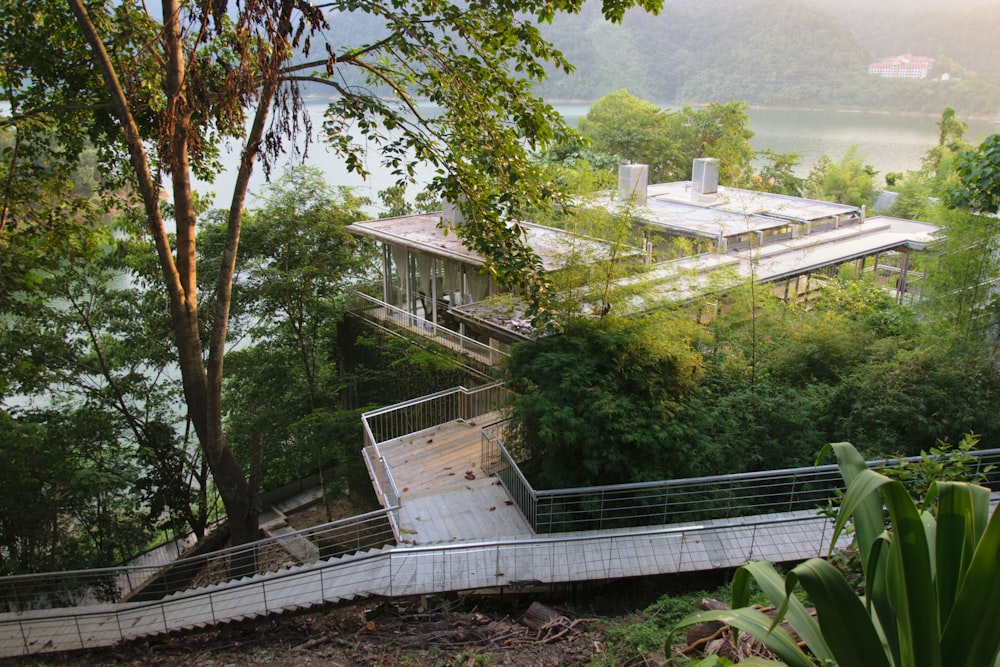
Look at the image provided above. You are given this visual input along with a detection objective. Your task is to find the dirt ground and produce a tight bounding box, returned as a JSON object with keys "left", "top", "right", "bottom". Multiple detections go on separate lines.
{"left": 11, "top": 595, "right": 611, "bottom": 667}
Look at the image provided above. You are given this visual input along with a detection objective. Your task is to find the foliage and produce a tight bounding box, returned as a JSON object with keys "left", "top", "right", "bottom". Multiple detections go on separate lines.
{"left": 829, "top": 338, "right": 1000, "bottom": 459}
{"left": 0, "top": 407, "right": 154, "bottom": 574}
{"left": 504, "top": 312, "right": 705, "bottom": 488}
{"left": 205, "top": 167, "right": 370, "bottom": 493}
{"left": 572, "top": 91, "right": 755, "bottom": 185}
{"left": 919, "top": 211, "right": 1000, "bottom": 352}
{"left": 755, "top": 150, "right": 805, "bottom": 197}
{"left": 880, "top": 433, "right": 994, "bottom": 504}
{"left": 576, "top": 90, "right": 677, "bottom": 181}
{"left": 949, "top": 134, "right": 1000, "bottom": 215}
{"left": 672, "top": 442, "right": 1000, "bottom": 667}
{"left": 0, "top": 226, "right": 212, "bottom": 571}
{"left": 806, "top": 146, "right": 877, "bottom": 207}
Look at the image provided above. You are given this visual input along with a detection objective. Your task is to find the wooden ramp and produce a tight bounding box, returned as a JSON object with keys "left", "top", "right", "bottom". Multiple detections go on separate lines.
{"left": 374, "top": 416, "right": 533, "bottom": 543}
{"left": 0, "top": 512, "right": 851, "bottom": 658}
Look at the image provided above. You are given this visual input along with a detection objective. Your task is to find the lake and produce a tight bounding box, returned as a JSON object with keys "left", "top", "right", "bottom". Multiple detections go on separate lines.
{"left": 199, "top": 102, "right": 998, "bottom": 210}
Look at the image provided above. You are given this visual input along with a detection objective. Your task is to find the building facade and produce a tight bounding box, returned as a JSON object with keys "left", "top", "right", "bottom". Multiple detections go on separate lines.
{"left": 867, "top": 54, "right": 935, "bottom": 79}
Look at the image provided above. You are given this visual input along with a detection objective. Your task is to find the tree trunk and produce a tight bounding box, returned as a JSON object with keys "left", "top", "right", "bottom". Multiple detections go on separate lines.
{"left": 68, "top": 0, "right": 295, "bottom": 560}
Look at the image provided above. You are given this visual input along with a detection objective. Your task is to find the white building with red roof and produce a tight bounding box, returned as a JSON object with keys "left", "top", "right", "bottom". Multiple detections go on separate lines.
{"left": 867, "top": 53, "right": 936, "bottom": 79}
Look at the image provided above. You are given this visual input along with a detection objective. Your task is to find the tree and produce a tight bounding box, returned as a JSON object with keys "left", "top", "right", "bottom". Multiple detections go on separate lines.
{"left": 208, "top": 167, "right": 369, "bottom": 499}
{"left": 0, "top": 228, "right": 213, "bottom": 556}
{"left": 671, "top": 100, "right": 755, "bottom": 185}
{"left": 576, "top": 89, "right": 678, "bottom": 181}
{"left": 950, "top": 134, "right": 1000, "bottom": 215}
{"left": 573, "top": 92, "right": 755, "bottom": 184}
{"left": 806, "top": 147, "right": 876, "bottom": 207}
{"left": 923, "top": 107, "right": 969, "bottom": 182}
{"left": 755, "top": 149, "right": 805, "bottom": 196}
{"left": 504, "top": 312, "right": 705, "bottom": 488}
{"left": 1, "top": 0, "right": 662, "bottom": 548}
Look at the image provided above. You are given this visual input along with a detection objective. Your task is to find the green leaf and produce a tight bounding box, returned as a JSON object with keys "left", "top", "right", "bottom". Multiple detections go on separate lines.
{"left": 789, "top": 558, "right": 893, "bottom": 667}
{"left": 879, "top": 479, "right": 941, "bottom": 667}
{"left": 671, "top": 608, "right": 815, "bottom": 667}
{"left": 734, "top": 561, "right": 834, "bottom": 664}
{"left": 933, "top": 482, "right": 988, "bottom": 622}
{"left": 827, "top": 446, "right": 899, "bottom": 659}
{"left": 940, "top": 502, "right": 1000, "bottom": 666}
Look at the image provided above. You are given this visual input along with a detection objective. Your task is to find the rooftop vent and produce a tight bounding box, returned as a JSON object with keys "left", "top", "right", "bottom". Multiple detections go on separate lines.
{"left": 618, "top": 164, "right": 648, "bottom": 204}
{"left": 692, "top": 158, "right": 719, "bottom": 198}
{"left": 441, "top": 198, "right": 465, "bottom": 226}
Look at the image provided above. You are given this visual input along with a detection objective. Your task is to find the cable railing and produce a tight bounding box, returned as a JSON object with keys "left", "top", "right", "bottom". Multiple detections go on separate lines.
{"left": 361, "top": 382, "right": 509, "bottom": 448}
{"left": 347, "top": 289, "right": 507, "bottom": 366}
{"left": 483, "top": 420, "right": 1000, "bottom": 534}
{"left": 361, "top": 383, "right": 509, "bottom": 535}
{"left": 0, "top": 508, "right": 397, "bottom": 613}
{"left": 0, "top": 514, "right": 851, "bottom": 658}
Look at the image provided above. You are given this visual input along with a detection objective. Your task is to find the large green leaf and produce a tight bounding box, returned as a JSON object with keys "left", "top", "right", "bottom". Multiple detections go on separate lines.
{"left": 733, "top": 561, "right": 834, "bottom": 665}
{"left": 940, "top": 502, "right": 1000, "bottom": 666}
{"left": 826, "top": 451, "right": 899, "bottom": 661}
{"left": 789, "top": 557, "right": 893, "bottom": 667}
{"left": 821, "top": 443, "right": 885, "bottom": 561}
{"left": 933, "top": 482, "right": 988, "bottom": 624}
{"left": 671, "top": 608, "right": 816, "bottom": 667}
{"left": 878, "top": 478, "right": 941, "bottom": 667}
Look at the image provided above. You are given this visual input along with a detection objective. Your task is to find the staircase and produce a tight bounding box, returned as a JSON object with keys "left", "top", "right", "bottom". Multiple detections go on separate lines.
{"left": 0, "top": 511, "right": 848, "bottom": 658}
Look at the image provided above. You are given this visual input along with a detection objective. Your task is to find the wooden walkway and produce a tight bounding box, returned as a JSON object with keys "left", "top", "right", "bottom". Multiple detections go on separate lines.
{"left": 0, "top": 413, "right": 902, "bottom": 658}
{"left": 375, "top": 417, "right": 533, "bottom": 543}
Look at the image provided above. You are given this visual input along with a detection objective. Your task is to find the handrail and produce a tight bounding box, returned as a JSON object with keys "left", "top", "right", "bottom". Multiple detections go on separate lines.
{"left": 361, "top": 382, "right": 508, "bottom": 447}
{"left": 0, "top": 511, "right": 856, "bottom": 658}
{"left": 347, "top": 289, "right": 508, "bottom": 366}
{"left": 0, "top": 508, "right": 398, "bottom": 613}
{"left": 484, "top": 420, "right": 1000, "bottom": 533}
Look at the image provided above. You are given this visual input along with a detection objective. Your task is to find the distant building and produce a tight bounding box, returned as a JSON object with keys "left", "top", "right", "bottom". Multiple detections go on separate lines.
{"left": 867, "top": 54, "right": 935, "bottom": 79}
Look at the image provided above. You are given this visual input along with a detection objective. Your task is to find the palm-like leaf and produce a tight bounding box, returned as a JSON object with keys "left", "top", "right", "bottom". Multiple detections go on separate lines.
{"left": 674, "top": 444, "right": 1000, "bottom": 666}
{"left": 671, "top": 607, "right": 816, "bottom": 667}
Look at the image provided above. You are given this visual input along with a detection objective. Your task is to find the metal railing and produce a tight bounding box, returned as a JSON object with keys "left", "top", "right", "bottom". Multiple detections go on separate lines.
{"left": 0, "top": 514, "right": 851, "bottom": 658}
{"left": 361, "top": 383, "right": 509, "bottom": 448}
{"left": 0, "top": 509, "right": 397, "bottom": 613}
{"left": 347, "top": 289, "right": 508, "bottom": 366}
{"left": 361, "top": 383, "right": 509, "bottom": 534}
{"left": 483, "top": 420, "right": 1000, "bottom": 534}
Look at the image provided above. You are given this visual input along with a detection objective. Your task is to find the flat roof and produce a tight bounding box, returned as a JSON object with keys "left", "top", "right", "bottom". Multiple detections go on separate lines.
{"left": 346, "top": 213, "right": 617, "bottom": 272}
{"left": 603, "top": 196, "right": 791, "bottom": 238}
{"left": 647, "top": 182, "right": 861, "bottom": 223}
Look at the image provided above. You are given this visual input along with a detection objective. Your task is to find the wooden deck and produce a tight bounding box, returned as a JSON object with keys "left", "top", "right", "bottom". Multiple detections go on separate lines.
{"left": 375, "top": 416, "right": 533, "bottom": 544}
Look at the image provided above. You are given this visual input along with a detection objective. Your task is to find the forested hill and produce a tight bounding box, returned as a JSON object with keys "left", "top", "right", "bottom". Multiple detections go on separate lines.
{"left": 537, "top": 0, "right": 1000, "bottom": 117}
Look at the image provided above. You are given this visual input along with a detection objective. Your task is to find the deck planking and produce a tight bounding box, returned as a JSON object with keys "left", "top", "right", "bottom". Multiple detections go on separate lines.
{"left": 377, "top": 415, "right": 500, "bottom": 498}
{"left": 375, "top": 415, "right": 533, "bottom": 543}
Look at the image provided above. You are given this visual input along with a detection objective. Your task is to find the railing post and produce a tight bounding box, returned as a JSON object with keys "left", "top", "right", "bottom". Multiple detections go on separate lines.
{"left": 18, "top": 619, "right": 28, "bottom": 656}
{"left": 788, "top": 472, "right": 797, "bottom": 513}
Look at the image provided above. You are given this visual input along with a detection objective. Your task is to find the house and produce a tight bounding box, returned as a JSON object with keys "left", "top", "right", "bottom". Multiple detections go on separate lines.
{"left": 346, "top": 159, "right": 937, "bottom": 363}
